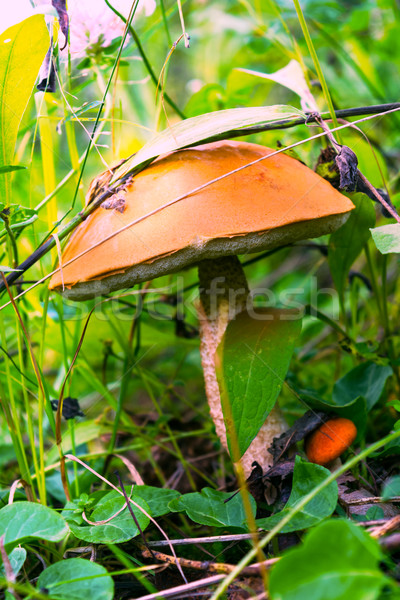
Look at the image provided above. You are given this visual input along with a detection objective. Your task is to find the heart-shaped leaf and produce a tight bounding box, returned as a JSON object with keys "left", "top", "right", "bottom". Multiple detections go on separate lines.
{"left": 256, "top": 457, "right": 337, "bottom": 532}
{"left": 37, "top": 558, "right": 113, "bottom": 600}
{"left": 168, "top": 487, "right": 256, "bottom": 529}
{"left": 64, "top": 491, "right": 150, "bottom": 544}
{"left": 0, "top": 502, "right": 69, "bottom": 552}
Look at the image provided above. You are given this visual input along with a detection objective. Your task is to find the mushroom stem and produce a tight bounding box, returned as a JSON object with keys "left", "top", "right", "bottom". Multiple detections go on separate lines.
{"left": 197, "top": 255, "right": 287, "bottom": 477}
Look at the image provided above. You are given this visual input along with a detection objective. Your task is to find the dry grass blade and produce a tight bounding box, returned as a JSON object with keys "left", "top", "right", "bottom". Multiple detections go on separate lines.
{"left": 127, "top": 574, "right": 226, "bottom": 600}
{"left": 8, "top": 479, "right": 34, "bottom": 504}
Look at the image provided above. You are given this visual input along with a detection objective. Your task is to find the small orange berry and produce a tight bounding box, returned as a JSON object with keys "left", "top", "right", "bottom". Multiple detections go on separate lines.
{"left": 305, "top": 417, "right": 357, "bottom": 466}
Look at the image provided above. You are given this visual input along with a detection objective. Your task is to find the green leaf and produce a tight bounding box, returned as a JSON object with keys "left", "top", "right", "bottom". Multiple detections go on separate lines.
{"left": 0, "top": 548, "right": 26, "bottom": 577}
{"left": 168, "top": 487, "right": 256, "bottom": 529}
{"left": 0, "top": 15, "right": 49, "bottom": 204}
{"left": 364, "top": 506, "right": 385, "bottom": 521}
{"left": 0, "top": 165, "right": 26, "bottom": 174}
{"left": 0, "top": 203, "right": 38, "bottom": 233}
{"left": 59, "top": 101, "right": 103, "bottom": 128}
{"left": 333, "top": 362, "right": 392, "bottom": 410}
{"left": 328, "top": 193, "right": 376, "bottom": 297}
{"left": 371, "top": 223, "right": 400, "bottom": 254}
{"left": 0, "top": 502, "right": 69, "bottom": 552}
{"left": 269, "top": 519, "right": 386, "bottom": 600}
{"left": 110, "top": 105, "right": 306, "bottom": 184}
{"left": 216, "top": 308, "right": 302, "bottom": 457}
{"left": 371, "top": 437, "right": 400, "bottom": 458}
{"left": 256, "top": 457, "right": 337, "bottom": 533}
{"left": 306, "top": 396, "right": 368, "bottom": 441}
{"left": 130, "top": 486, "right": 180, "bottom": 517}
{"left": 382, "top": 476, "right": 400, "bottom": 501}
{"left": 37, "top": 558, "right": 114, "bottom": 600}
{"left": 64, "top": 491, "right": 150, "bottom": 544}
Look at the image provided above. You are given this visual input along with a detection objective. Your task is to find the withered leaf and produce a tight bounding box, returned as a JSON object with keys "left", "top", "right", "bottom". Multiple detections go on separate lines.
{"left": 335, "top": 145, "right": 358, "bottom": 191}
{"left": 269, "top": 410, "right": 326, "bottom": 463}
{"left": 52, "top": 0, "right": 69, "bottom": 50}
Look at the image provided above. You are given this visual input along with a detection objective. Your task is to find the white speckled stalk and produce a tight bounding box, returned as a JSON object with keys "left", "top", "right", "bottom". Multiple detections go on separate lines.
{"left": 197, "top": 256, "right": 287, "bottom": 477}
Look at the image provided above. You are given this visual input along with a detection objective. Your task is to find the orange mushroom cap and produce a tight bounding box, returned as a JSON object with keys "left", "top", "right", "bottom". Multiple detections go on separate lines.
{"left": 305, "top": 417, "right": 357, "bottom": 466}
{"left": 49, "top": 140, "right": 354, "bottom": 300}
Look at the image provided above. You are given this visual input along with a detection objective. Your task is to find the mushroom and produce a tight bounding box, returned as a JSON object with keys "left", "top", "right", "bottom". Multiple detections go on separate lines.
{"left": 49, "top": 140, "right": 354, "bottom": 476}
{"left": 305, "top": 417, "right": 357, "bottom": 466}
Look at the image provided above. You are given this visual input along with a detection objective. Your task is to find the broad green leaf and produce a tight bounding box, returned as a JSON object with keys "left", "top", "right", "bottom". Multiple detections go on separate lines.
{"left": 0, "top": 548, "right": 26, "bottom": 577}
{"left": 328, "top": 194, "right": 376, "bottom": 297}
{"left": 333, "top": 361, "right": 392, "bottom": 410}
{"left": 371, "top": 437, "right": 400, "bottom": 458}
{"left": 0, "top": 15, "right": 49, "bottom": 204}
{"left": 269, "top": 519, "right": 386, "bottom": 600}
{"left": 0, "top": 502, "right": 68, "bottom": 552}
{"left": 37, "top": 558, "right": 113, "bottom": 600}
{"left": 216, "top": 308, "right": 302, "bottom": 457}
{"left": 363, "top": 506, "right": 385, "bottom": 521}
{"left": 256, "top": 457, "right": 337, "bottom": 533}
{"left": 371, "top": 223, "right": 400, "bottom": 254}
{"left": 306, "top": 395, "right": 367, "bottom": 440}
{"left": 168, "top": 487, "right": 256, "bottom": 529}
{"left": 64, "top": 491, "right": 150, "bottom": 544}
{"left": 0, "top": 165, "right": 26, "bottom": 174}
{"left": 110, "top": 105, "right": 306, "bottom": 184}
{"left": 130, "top": 485, "right": 180, "bottom": 517}
{"left": 382, "top": 476, "right": 400, "bottom": 500}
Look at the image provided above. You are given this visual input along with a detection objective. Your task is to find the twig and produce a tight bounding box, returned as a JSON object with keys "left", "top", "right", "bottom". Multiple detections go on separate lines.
{"left": 147, "top": 533, "right": 261, "bottom": 547}
{"left": 368, "top": 515, "right": 400, "bottom": 538}
{"left": 345, "top": 496, "right": 400, "bottom": 506}
{"left": 140, "top": 545, "right": 279, "bottom": 575}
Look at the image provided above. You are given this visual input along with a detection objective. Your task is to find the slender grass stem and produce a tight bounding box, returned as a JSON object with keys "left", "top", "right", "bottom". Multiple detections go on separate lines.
{"left": 160, "top": 0, "right": 173, "bottom": 46}
{"left": 139, "top": 370, "right": 197, "bottom": 490}
{"left": 0, "top": 312, "right": 32, "bottom": 490}
{"left": 108, "top": 354, "right": 132, "bottom": 453}
{"left": 364, "top": 243, "right": 384, "bottom": 323}
{"left": 17, "top": 324, "right": 40, "bottom": 496}
{"left": 292, "top": 0, "right": 340, "bottom": 140}
{"left": 380, "top": 254, "right": 400, "bottom": 389}
{"left": 104, "top": 0, "right": 185, "bottom": 119}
